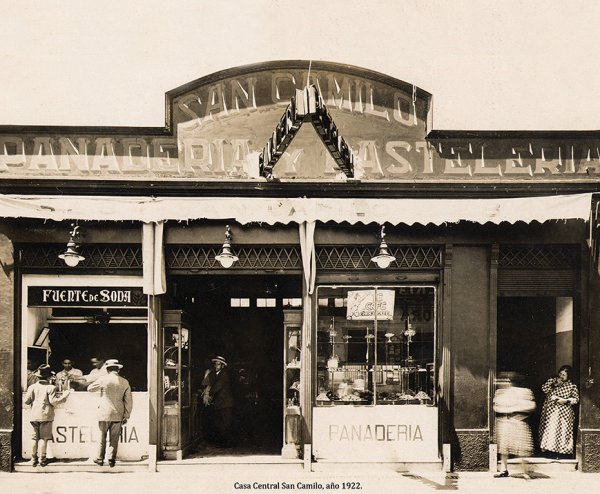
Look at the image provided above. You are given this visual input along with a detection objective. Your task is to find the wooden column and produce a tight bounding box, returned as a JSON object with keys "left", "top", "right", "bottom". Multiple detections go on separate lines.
{"left": 300, "top": 277, "right": 313, "bottom": 452}
{"left": 488, "top": 244, "right": 499, "bottom": 443}
{"left": 451, "top": 245, "right": 491, "bottom": 471}
{"left": 581, "top": 242, "right": 600, "bottom": 471}
{"left": 0, "top": 232, "right": 14, "bottom": 472}
{"left": 147, "top": 294, "right": 161, "bottom": 471}
{"left": 440, "top": 244, "right": 453, "bottom": 448}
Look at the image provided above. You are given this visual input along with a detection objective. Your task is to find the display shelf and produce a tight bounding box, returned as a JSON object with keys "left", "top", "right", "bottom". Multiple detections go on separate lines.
{"left": 282, "top": 309, "right": 303, "bottom": 459}
{"left": 161, "top": 310, "right": 193, "bottom": 460}
{"left": 315, "top": 286, "right": 437, "bottom": 407}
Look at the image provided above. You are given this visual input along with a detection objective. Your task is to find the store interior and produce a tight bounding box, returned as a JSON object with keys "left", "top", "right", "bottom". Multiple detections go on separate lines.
{"left": 25, "top": 306, "right": 148, "bottom": 392}
{"left": 47, "top": 320, "right": 148, "bottom": 391}
{"left": 167, "top": 274, "right": 303, "bottom": 456}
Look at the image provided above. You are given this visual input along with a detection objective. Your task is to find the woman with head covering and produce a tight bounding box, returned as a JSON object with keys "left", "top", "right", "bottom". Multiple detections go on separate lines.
{"left": 539, "top": 365, "right": 579, "bottom": 458}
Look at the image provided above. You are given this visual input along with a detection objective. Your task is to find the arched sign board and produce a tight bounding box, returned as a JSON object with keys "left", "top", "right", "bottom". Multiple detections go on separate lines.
{"left": 0, "top": 60, "right": 599, "bottom": 182}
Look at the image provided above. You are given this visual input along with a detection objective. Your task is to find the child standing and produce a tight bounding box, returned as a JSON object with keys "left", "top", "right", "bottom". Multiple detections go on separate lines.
{"left": 24, "top": 364, "right": 70, "bottom": 467}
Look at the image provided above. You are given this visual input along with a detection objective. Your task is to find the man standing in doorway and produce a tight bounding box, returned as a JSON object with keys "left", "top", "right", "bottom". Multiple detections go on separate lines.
{"left": 202, "top": 356, "right": 234, "bottom": 448}
{"left": 88, "top": 359, "right": 133, "bottom": 467}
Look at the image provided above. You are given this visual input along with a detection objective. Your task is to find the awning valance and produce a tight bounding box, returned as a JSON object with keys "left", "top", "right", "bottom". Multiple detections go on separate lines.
{"left": 0, "top": 193, "right": 593, "bottom": 225}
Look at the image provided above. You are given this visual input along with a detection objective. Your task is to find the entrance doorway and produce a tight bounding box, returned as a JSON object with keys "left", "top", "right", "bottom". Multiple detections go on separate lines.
{"left": 497, "top": 296, "right": 575, "bottom": 455}
{"left": 167, "top": 274, "right": 302, "bottom": 456}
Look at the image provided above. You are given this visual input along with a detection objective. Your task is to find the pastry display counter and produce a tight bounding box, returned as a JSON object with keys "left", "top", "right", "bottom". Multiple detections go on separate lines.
{"left": 315, "top": 285, "right": 436, "bottom": 407}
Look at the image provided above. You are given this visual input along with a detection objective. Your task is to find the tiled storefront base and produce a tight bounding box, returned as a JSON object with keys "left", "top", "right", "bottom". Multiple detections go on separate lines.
{"left": 453, "top": 429, "right": 489, "bottom": 472}
{"left": 0, "top": 430, "right": 12, "bottom": 472}
{"left": 581, "top": 430, "right": 600, "bottom": 472}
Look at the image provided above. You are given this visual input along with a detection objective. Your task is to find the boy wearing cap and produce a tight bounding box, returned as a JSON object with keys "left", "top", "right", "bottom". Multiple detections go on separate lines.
{"left": 88, "top": 359, "right": 132, "bottom": 467}
{"left": 24, "top": 364, "right": 71, "bottom": 467}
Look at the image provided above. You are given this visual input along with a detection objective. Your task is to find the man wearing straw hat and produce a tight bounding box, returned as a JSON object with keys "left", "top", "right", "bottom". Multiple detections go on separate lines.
{"left": 88, "top": 358, "right": 133, "bottom": 467}
{"left": 201, "top": 355, "right": 234, "bottom": 447}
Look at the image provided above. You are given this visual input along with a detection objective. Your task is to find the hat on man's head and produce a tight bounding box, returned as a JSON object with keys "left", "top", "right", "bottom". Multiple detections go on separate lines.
{"left": 35, "top": 364, "right": 54, "bottom": 379}
{"left": 105, "top": 359, "right": 123, "bottom": 370}
{"left": 211, "top": 356, "right": 228, "bottom": 366}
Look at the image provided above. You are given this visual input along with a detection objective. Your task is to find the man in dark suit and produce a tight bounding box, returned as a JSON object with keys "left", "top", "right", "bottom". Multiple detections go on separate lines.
{"left": 88, "top": 358, "right": 133, "bottom": 467}
{"left": 202, "top": 355, "right": 234, "bottom": 447}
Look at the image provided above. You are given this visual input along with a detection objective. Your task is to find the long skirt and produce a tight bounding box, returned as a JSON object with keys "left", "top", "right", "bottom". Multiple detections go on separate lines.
{"left": 496, "top": 415, "right": 533, "bottom": 457}
{"left": 539, "top": 400, "right": 575, "bottom": 454}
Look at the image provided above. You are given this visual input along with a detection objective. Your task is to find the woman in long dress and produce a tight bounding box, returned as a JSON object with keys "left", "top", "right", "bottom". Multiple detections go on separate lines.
{"left": 493, "top": 372, "right": 536, "bottom": 478}
{"left": 539, "top": 365, "right": 579, "bottom": 457}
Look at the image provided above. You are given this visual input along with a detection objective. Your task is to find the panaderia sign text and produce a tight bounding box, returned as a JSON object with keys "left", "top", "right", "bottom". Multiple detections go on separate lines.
{"left": 313, "top": 405, "right": 438, "bottom": 462}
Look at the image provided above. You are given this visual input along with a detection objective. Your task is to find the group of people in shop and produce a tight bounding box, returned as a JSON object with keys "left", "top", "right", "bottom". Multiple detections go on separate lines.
{"left": 493, "top": 365, "right": 579, "bottom": 479}
{"left": 27, "top": 357, "right": 107, "bottom": 391}
{"left": 24, "top": 357, "right": 133, "bottom": 469}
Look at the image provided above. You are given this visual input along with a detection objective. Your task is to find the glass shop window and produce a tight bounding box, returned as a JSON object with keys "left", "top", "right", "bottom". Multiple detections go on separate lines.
{"left": 315, "top": 286, "right": 436, "bottom": 406}
{"left": 24, "top": 307, "right": 149, "bottom": 393}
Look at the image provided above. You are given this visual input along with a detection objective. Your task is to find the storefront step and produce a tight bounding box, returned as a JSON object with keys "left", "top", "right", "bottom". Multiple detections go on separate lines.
{"left": 311, "top": 462, "right": 443, "bottom": 473}
{"left": 14, "top": 459, "right": 149, "bottom": 473}
{"left": 157, "top": 456, "right": 305, "bottom": 472}
{"left": 504, "top": 458, "right": 578, "bottom": 473}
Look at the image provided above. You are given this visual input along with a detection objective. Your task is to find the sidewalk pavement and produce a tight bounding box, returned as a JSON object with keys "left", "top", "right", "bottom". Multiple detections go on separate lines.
{"left": 1, "top": 468, "right": 598, "bottom": 494}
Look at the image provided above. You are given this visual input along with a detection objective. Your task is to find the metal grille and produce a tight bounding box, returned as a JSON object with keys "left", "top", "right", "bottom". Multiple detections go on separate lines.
{"left": 498, "top": 245, "right": 579, "bottom": 295}
{"left": 18, "top": 244, "right": 442, "bottom": 272}
{"left": 498, "top": 270, "right": 577, "bottom": 295}
{"left": 166, "top": 246, "right": 302, "bottom": 271}
{"left": 499, "top": 245, "right": 577, "bottom": 269}
{"left": 316, "top": 246, "right": 442, "bottom": 270}
{"left": 18, "top": 244, "right": 143, "bottom": 270}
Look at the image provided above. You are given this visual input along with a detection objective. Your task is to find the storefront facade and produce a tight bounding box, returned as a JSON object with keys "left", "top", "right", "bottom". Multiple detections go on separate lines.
{"left": 0, "top": 61, "right": 600, "bottom": 472}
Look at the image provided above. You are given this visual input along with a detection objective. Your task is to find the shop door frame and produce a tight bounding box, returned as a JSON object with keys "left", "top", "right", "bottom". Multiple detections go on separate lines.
{"left": 490, "top": 243, "right": 582, "bottom": 451}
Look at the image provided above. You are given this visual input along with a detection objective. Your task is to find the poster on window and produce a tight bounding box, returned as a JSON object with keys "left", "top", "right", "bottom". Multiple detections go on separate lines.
{"left": 346, "top": 289, "right": 395, "bottom": 320}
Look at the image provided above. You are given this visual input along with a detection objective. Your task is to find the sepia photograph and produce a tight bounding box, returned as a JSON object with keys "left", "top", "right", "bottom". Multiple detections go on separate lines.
{"left": 1, "top": 1, "right": 600, "bottom": 492}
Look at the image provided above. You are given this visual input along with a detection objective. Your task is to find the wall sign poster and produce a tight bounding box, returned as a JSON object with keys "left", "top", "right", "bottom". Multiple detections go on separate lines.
{"left": 346, "top": 289, "right": 395, "bottom": 320}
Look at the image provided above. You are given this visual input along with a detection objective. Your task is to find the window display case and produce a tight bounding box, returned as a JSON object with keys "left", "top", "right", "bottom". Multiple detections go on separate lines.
{"left": 282, "top": 309, "right": 302, "bottom": 458}
{"left": 315, "top": 286, "right": 436, "bottom": 406}
{"left": 161, "top": 310, "right": 192, "bottom": 460}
